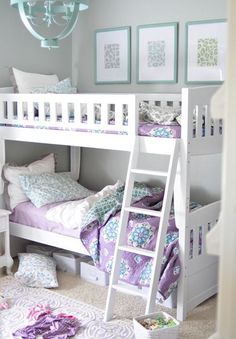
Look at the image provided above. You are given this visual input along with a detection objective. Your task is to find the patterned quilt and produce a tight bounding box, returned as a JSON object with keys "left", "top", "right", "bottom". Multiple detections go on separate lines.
{"left": 79, "top": 183, "right": 183, "bottom": 300}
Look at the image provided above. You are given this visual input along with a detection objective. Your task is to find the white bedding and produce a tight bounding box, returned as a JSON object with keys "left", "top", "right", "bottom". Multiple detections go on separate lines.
{"left": 46, "top": 181, "right": 122, "bottom": 229}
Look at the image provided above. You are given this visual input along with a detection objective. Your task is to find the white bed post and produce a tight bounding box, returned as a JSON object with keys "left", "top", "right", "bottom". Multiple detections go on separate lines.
{"left": 174, "top": 88, "right": 192, "bottom": 321}
{"left": 70, "top": 146, "right": 81, "bottom": 181}
{"left": 0, "top": 138, "right": 5, "bottom": 196}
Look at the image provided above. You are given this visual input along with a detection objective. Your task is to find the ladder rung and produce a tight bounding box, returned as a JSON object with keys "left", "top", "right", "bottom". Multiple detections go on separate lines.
{"left": 131, "top": 169, "right": 168, "bottom": 177}
{"left": 112, "top": 284, "right": 144, "bottom": 297}
{"left": 118, "top": 245, "right": 155, "bottom": 257}
{"left": 125, "top": 207, "right": 161, "bottom": 218}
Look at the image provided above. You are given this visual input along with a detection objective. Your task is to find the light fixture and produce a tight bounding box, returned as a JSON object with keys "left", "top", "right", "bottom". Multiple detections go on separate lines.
{"left": 11, "top": 0, "right": 89, "bottom": 49}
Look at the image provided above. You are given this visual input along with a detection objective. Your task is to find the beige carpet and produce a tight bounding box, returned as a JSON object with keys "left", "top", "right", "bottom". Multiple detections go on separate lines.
{"left": 55, "top": 270, "right": 217, "bottom": 339}
{"left": 0, "top": 268, "right": 217, "bottom": 338}
{"left": 0, "top": 276, "right": 134, "bottom": 338}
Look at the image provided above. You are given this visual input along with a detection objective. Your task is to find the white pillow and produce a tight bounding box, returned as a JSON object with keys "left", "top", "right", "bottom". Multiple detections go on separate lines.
{"left": 11, "top": 67, "right": 59, "bottom": 93}
{"left": 3, "top": 153, "right": 55, "bottom": 210}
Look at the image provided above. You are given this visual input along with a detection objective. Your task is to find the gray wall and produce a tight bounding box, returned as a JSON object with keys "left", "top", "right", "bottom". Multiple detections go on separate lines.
{"left": 73, "top": 0, "right": 226, "bottom": 202}
{"left": 5, "top": 141, "right": 70, "bottom": 172}
{"left": 0, "top": 0, "right": 73, "bottom": 169}
{"left": 72, "top": 0, "right": 227, "bottom": 92}
{"left": 0, "top": 0, "right": 72, "bottom": 87}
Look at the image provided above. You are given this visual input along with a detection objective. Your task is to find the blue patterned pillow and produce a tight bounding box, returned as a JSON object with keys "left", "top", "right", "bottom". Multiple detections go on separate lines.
{"left": 31, "top": 77, "right": 77, "bottom": 94}
{"left": 19, "top": 172, "right": 93, "bottom": 208}
{"left": 15, "top": 253, "right": 58, "bottom": 288}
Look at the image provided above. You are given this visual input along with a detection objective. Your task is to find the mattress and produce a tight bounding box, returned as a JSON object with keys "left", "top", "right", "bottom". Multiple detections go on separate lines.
{"left": 2, "top": 121, "right": 182, "bottom": 138}
{"left": 138, "top": 122, "right": 181, "bottom": 138}
{"left": 10, "top": 201, "right": 81, "bottom": 239}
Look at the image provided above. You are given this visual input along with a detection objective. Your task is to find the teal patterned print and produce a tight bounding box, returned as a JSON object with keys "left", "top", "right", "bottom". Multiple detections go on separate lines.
{"left": 15, "top": 253, "right": 58, "bottom": 288}
{"left": 150, "top": 127, "right": 175, "bottom": 138}
{"left": 89, "top": 238, "right": 99, "bottom": 264}
{"left": 103, "top": 218, "right": 119, "bottom": 243}
{"left": 197, "top": 38, "right": 218, "bottom": 67}
{"left": 31, "top": 77, "right": 77, "bottom": 94}
{"left": 81, "top": 182, "right": 163, "bottom": 231}
{"left": 105, "top": 258, "right": 113, "bottom": 273}
{"left": 19, "top": 172, "right": 92, "bottom": 208}
{"left": 139, "top": 260, "right": 153, "bottom": 285}
{"left": 119, "top": 259, "right": 130, "bottom": 279}
{"left": 128, "top": 222, "right": 154, "bottom": 248}
{"left": 165, "top": 231, "right": 178, "bottom": 245}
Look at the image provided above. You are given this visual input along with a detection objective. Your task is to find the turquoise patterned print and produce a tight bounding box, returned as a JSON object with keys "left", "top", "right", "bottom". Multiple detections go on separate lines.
{"left": 89, "top": 239, "right": 99, "bottom": 264}
{"left": 128, "top": 222, "right": 154, "bottom": 248}
{"left": 119, "top": 259, "right": 130, "bottom": 279}
{"left": 103, "top": 218, "right": 119, "bottom": 243}
{"left": 139, "top": 260, "right": 153, "bottom": 285}
{"left": 165, "top": 232, "right": 178, "bottom": 245}
{"left": 106, "top": 258, "right": 113, "bottom": 273}
{"left": 165, "top": 281, "right": 178, "bottom": 299}
{"left": 134, "top": 255, "right": 142, "bottom": 264}
{"left": 197, "top": 38, "right": 218, "bottom": 67}
{"left": 150, "top": 127, "right": 174, "bottom": 138}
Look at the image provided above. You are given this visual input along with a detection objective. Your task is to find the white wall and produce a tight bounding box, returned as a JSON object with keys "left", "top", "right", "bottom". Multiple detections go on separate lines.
{"left": 72, "top": 0, "right": 226, "bottom": 202}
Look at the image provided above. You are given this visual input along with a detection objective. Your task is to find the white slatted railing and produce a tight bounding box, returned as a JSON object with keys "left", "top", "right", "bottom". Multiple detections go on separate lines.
{"left": 0, "top": 93, "right": 137, "bottom": 135}
{"left": 188, "top": 201, "right": 220, "bottom": 275}
{"left": 0, "top": 89, "right": 223, "bottom": 148}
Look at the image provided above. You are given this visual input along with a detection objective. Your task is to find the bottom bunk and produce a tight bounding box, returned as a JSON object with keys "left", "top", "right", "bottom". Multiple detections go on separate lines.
{"left": 8, "top": 180, "right": 219, "bottom": 319}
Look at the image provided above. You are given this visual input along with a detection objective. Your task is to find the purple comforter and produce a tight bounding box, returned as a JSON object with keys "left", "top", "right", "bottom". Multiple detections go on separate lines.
{"left": 79, "top": 186, "right": 181, "bottom": 300}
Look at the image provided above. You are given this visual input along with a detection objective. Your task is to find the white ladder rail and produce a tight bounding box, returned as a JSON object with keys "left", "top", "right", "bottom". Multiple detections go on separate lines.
{"left": 145, "top": 139, "right": 179, "bottom": 314}
{"left": 104, "top": 138, "right": 180, "bottom": 321}
{"left": 104, "top": 137, "right": 140, "bottom": 322}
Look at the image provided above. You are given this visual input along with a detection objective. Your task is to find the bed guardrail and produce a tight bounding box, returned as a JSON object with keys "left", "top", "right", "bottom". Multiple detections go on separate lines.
{"left": 0, "top": 89, "right": 223, "bottom": 153}
{"left": 0, "top": 93, "right": 137, "bottom": 135}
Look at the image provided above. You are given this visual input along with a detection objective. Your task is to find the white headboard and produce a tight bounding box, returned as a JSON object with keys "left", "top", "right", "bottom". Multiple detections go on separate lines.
{"left": 0, "top": 87, "right": 14, "bottom": 93}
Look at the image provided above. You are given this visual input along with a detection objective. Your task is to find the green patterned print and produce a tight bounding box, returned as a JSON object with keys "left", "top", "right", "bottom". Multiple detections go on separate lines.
{"left": 197, "top": 38, "right": 218, "bottom": 67}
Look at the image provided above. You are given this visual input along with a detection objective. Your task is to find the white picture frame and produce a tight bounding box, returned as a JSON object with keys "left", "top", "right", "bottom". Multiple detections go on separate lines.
{"left": 137, "top": 22, "right": 178, "bottom": 84}
{"left": 185, "top": 19, "right": 227, "bottom": 84}
{"left": 95, "top": 26, "right": 131, "bottom": 84}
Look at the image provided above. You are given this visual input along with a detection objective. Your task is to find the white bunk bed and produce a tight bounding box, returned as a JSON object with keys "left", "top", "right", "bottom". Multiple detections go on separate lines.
{"left": 0, "top": 86, "right": 221, "bottom": 321}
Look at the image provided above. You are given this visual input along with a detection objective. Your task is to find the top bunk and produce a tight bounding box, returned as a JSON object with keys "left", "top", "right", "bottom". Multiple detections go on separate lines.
{"left": 0, "top": 86, "right": 222, "bottom": 155}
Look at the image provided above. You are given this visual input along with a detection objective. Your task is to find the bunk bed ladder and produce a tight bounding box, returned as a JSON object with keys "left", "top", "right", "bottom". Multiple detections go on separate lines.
{"left": 104, "top": 137, "right": 180, "bottom": 322}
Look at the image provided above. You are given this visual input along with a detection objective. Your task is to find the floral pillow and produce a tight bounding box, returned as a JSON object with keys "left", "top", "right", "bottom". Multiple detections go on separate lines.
{"left": 31, "top": 78, "right": 77, "bottom": 118}
{"left": 15, "top": 253, "right": 58, "bottom": 288}
{"left": 31, "top": 78, "right": 77, "bottom": 94}
{"left": 19, "top": 172, "right": 93, "bottom": 208}
{"left": 139, "top": 102, "right": 181, "bottom": 125}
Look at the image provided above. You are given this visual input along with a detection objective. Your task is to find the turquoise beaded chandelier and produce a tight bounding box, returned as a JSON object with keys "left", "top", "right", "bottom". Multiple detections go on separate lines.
{"left": 11, "top": 0, "right": 89, "bottom": 48}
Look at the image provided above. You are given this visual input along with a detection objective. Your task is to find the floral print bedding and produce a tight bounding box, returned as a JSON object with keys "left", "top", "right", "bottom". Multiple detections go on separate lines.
{"left": 79, "top": 183, "right": 199, "bottom": 300}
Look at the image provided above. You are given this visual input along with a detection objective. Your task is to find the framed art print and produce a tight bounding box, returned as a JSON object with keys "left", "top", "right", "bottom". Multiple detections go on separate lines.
{"left": 185, "top": 19, "right": 227, "bottom": 84}
{"left": 137, "top": 22, "right": 178, "bottom": 84}
{"left": 95, "top": 26, "right": 131, "bottom": 84}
